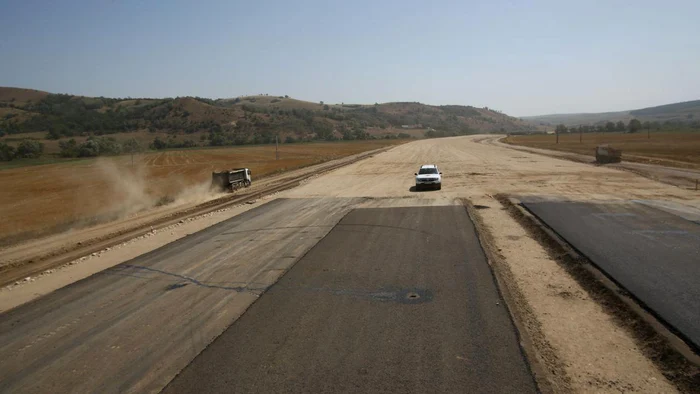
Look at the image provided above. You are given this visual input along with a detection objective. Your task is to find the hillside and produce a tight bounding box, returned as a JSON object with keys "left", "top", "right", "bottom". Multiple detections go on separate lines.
{"left": 0, "top": 87, "right": 530, "bottom": 160}
{"left": 523, "top": 100, "right": 700, "bottom": 127}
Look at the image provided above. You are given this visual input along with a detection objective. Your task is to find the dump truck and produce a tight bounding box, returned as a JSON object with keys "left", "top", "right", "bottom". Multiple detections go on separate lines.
{"left": 595, "top": 145, "right": 622, "bottom": 164}
{"left": 211, "top": 168, "right": 252, "bottom": 192}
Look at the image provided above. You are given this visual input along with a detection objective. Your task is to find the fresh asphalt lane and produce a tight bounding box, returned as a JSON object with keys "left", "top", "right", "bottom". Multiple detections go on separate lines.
{"left": 0, "top": 198, "right": 363, "bottom": 394}
{"left": 522, "top": 200, "right": 700, "bottom": 350}
{"left": 163, "top": 206, "right": 537, "bottom": 393}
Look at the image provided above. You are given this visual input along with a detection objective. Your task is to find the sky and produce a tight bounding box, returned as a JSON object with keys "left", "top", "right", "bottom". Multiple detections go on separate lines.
{"left": 1, "top": 0, "right": 699, "bottom": 116}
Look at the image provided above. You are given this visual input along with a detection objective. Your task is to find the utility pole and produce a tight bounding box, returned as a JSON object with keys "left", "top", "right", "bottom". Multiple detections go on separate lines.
{"left": 275, "top": 135, "right": 279, "bottom": 160}
{"left": 556, "top": 129, "right": 559, "bottom": 144}
{"left": 579, "top": 128, "right": 582, "bottom": 143}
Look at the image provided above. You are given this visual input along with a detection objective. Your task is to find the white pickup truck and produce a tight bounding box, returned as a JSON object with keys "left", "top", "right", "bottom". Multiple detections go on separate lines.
{"left": 414, "top": 164, "right": 442, "bottom": 191}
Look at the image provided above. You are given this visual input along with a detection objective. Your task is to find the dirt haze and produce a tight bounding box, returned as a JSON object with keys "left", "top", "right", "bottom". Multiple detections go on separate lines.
{"left": 0, "top": 140, "right": 401, "bottom": 245}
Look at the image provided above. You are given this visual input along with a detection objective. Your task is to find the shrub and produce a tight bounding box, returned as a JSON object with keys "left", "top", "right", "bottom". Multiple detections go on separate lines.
{"left": 150, "top": 137, "right": 168, "bottom": 150}
{"left": 16, "top": 140, "right": 44, "bottom": 158}
{"left": 58, "top": 139, "right": 79, "bottom": 157}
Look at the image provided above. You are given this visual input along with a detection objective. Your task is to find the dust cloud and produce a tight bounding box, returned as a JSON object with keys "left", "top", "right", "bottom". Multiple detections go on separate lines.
{"left": 77, "top": 158, "right": 224, "bottom": 224}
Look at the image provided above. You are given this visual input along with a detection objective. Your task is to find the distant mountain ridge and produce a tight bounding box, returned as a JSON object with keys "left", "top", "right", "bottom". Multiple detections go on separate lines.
{"left": 523, "top": 100, "right": 700, "bottom": 127}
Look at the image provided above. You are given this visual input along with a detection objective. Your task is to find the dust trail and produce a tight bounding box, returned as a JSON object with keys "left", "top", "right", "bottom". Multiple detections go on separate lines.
{"left": 172, "top": 180, "right": 225, "bottom": 206}
{"left": 62, "top": 157, "right": 229, "bottom": 235}
{"left": 95, "top": 158, "right": 156, "bottom": 217}
{"left": 97, "top": 158, "right": 226, "bottom": 214}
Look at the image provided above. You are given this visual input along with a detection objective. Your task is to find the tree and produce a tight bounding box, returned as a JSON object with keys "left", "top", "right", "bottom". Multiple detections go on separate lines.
{"left": 16, "top": 140, "right": 44, "bottom": 158}
{"left": 605, "top": 121, "right": 616, "bottom": 132}
{"left": 323, "top": 104, "right": 329, "bottom": 111}
{"left": 615, "top": 121, "right": 626, "bottom": 131}
{"left": 319, "top": 101, "right": 324, "bottom": 105}
{"left": 555, "top": 124, "right": 568, "bottom": 134}
{"left": 77, "top": 139, "right": 101, "bottom": 157}
{"left": 150, "top": 137, "right": 168, "bottom": 150}
{"left": 628, "top": 119, "right": 642, "bottom": 133}
{"left": 0, "top": 142, "right": 15, "bottom": 161}
{"left": 58, "top": 139, "right": 79, "bottom": 157}
{"left": 312, "top": 119, "right": 334, "bottom": 140}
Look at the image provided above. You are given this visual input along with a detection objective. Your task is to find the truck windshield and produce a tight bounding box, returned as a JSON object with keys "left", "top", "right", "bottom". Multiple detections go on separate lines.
{"left": 418, "top": 168, "right": 438, "bottom": 174}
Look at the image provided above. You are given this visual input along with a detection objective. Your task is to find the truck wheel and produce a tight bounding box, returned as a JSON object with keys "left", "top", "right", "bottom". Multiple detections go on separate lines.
{"left": 437, "top": 183, "right": 442, "bottom": 190}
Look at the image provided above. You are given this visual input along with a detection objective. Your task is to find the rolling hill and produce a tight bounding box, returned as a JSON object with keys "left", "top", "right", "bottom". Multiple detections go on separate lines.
{"left": 0, "top": 88, "right": 530, "bottom": 148}
{"left": 523, "top": 100, "right": 700, "bottom": 127}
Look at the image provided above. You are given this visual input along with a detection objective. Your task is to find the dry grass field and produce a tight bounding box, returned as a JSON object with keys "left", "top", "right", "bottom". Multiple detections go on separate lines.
{"left": 504, "top": 132, "right": 700, "bottom": 167}
{"left": 0, "top": 140, "right": 402, "bottom": 244}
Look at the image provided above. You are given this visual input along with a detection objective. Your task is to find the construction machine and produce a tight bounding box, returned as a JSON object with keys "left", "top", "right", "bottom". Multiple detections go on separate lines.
{"left": 211, "top": 168, "right": 252, "bottom": 192}
{"left": 595, "top": 145, "right": 622, "bottom": 164}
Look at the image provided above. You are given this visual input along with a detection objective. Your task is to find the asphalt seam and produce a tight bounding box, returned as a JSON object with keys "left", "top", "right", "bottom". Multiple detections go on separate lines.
{"left": 158, "top": 204, "right": 359, "bottom": 393}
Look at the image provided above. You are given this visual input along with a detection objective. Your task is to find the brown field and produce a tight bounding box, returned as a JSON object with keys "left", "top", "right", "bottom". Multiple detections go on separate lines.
{"left": 0, "top": 140, "right": 402, "bottom": 244}
{"left": 505, "top": 132, "right": 700, "bottom": 168}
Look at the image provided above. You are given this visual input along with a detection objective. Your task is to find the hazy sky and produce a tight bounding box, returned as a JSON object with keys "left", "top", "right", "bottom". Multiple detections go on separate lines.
{"left": 1, "top": 0, "right": 699, "bottom": 116}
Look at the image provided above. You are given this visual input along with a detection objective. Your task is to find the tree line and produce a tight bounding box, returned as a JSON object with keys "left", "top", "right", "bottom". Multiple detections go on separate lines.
{"left": 0, "top": 140, "right": 44, "bottom": 161}
{"left": 555, "top": 118, "right": 700, "bottom": 134}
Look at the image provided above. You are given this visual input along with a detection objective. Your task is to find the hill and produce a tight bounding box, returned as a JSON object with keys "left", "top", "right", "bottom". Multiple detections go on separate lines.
{"left": 523, "top": 100, "right": 700, "bottom": 127}
{"left": 0, "top": 87, "right": 530, "bottom": 160}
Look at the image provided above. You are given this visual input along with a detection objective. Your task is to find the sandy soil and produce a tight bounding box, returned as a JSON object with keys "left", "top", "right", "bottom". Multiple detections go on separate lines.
{"left": 494, "top": 136, "right": 700, "bottom": 190}
{"left": 3, "top": 135, "right": 698, "bottom": 392}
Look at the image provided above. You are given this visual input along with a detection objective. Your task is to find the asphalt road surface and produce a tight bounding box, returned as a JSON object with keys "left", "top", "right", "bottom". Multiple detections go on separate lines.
{"left": 163, "top": 206, "right": 536, "bottom": 393}
{"left": 0, "top": 198, "right": 363, "bottom": 394}
{"left": 522, "top": 200, "right": 700, "bottom": 350}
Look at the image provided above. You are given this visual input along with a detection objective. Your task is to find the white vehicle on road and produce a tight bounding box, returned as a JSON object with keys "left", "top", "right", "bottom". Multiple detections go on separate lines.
{"left": 414, "top": 164, "right": 442, "bottom": 191}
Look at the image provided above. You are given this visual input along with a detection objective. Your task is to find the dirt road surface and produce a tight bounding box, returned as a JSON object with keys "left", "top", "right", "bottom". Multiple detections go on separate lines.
{"left": 2, "top": 135, "right": 698, "bottom": 393}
